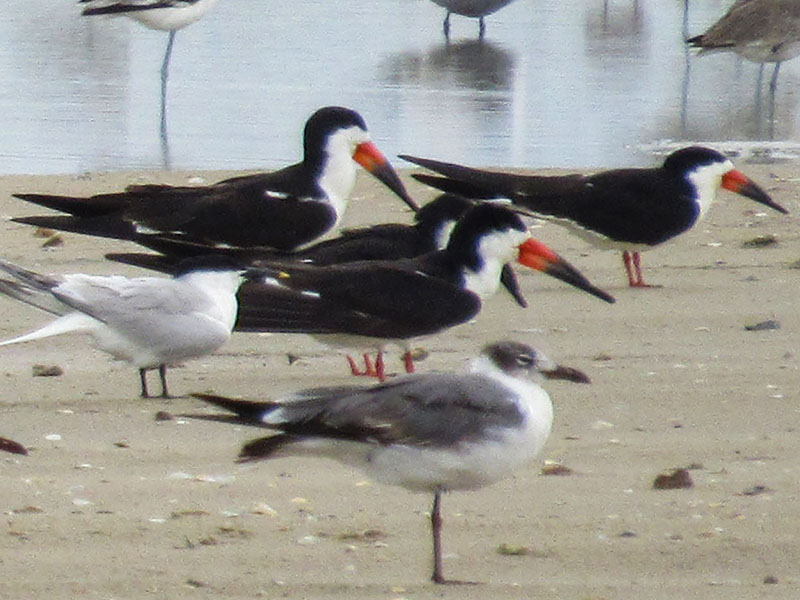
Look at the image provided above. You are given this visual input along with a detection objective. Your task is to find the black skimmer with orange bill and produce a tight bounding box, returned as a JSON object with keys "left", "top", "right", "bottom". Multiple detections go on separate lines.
{"left": 401, "top": 147, "right": 787, "bottom": 287}
{"left": 0, "top": 256, "right": 244, "bottom": 398}
{"left": 687, "top": 0, "right": 800, "bottom": 93}
{"left": 13, "top": 107, "right": 418, "bottom": 251}
{"left": 234, "top": 203, "right": 614, "bottom": 380}
{"left": 190, "top": 340, "right": 589, "bottom": 584}
{"left": 429, "top": 0, "right": 517, "bottom": 38}
{"left": 104, "top": 193, "right": 529, "bottom": 308}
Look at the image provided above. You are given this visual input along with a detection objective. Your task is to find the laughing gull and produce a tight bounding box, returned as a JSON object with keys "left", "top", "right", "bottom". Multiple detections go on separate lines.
{"left": 192, "top": 340, "right": 590, "bottom": 584}
{"left": 0, "top": 256, "right": 244, "bottom": 398}
{"left": 402, "top": 147, "right": 786, "bottom": 287}
{"left": 13, "top": 106, "right": 417, "bottom": 251}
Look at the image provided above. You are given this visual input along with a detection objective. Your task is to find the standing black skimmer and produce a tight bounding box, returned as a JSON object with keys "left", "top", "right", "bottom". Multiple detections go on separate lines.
{"left": 687, "top": 0, "right": 800, "bottom": 93}
{"left": 0, "top": 256, "right": 244, "bottom": 398}
{"left": 401, "top": 147, "right": 788, "bottom": 287}
{"left": 234, "top": 203, "right": 614, "bottom": 380}
{"left": 104, "top": 193, "right": 529, "bottom": 308}
{"left": 191, "top": 340, "right": 589, "bottom": 584}
{"left": 429, "top": 0, "right": 516, "bottom": 38}
{"left": 13, "top": 106, "right": 417, "bottom": 251}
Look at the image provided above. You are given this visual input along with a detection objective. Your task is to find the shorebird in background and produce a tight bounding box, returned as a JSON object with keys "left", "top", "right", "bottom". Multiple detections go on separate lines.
{"left": 0, "top": 256, "right": 244, "bottom": 398}
{"left": 687, "top": 0, "right": 800, "bottom": 93}
{"left": 192, "top": 340, "right": 590, "bottom": 584}
{"left": 234, "top": 203, "right": 614, "bottom": 380}
{"left": 13, "top": 107, "right": 417, "bottom": 252}
{"left": 428, "top": 0, "right": 517, "bottom": 38}
{"left": 80, "top": 0, "right": 219, "bottom": 165}
{"left": 402, "top": 147, "right": 787, "bottom": 287}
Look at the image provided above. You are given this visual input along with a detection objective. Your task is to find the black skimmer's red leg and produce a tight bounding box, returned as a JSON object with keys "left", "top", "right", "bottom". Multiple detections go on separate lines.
{"left": 190, "top": 340, "right": 590, "bottom": 583}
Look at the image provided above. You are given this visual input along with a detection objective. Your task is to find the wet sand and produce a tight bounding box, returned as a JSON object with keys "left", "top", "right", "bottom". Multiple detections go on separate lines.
{"left": 1, "top": 163, "right": 799, "bottom": 599}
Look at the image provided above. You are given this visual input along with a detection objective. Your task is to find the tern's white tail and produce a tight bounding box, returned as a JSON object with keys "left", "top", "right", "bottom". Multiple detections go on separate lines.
{"left": 0, "top": 313, "right": 96, "bottom": 347}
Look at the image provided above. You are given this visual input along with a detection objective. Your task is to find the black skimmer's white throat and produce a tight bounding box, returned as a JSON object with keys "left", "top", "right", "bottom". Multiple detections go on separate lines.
{"left": 191, "top": 340, "right": 590, "bottom": 584}
{"left": 401, "top": 147, "right": 788, "bottom": 287}
{"left": 0, "top": 256, "right": 244, "bottom": 398}
{"left": 234, "top": 203, "right": 614, "bottom": 380}
{"left": 429, "top": 0, "right": 516, "bottom": 38}
{"left": 687, "top": 0, "right": 800, "bottom": 93}
{"left": 14, "top": 107, "right": 418, "bottom": 251}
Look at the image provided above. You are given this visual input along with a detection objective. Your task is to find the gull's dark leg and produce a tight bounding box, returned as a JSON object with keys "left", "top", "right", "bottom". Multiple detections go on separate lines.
{"left": 431, "top": 490, "right": 445, "bottom": 584}
{"left": 139, "top": 368, "right": 150, "bottom": 398}
{"left": 158, "top": 364, "right": 170, "bottom": 398}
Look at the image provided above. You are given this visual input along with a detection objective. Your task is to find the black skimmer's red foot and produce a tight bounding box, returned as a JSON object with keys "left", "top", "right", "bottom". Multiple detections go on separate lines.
{"left": 622, "top": 250, "right": 661, "bottom": 288}
{"left": 13, "top": 106, "right": 417, "bottom": 252}
{"left": 346, "top": 352, "right": 387, "bottom": 381}
{"left": 402, "top": 146, "right": 788, "bottom": 288}
{"left": 190, "top": 340, "right": 589, "bottom": 583}
{"left": 0, "top": 255, "right": 245, "bottom": 398}
{"left": 233, "top": 203, "right": 615, "bottom": 372}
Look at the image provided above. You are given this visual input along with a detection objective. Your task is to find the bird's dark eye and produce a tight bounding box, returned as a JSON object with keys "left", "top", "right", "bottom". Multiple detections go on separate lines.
{"left": 516, "top": 352, "right": 535, "bottom": 367}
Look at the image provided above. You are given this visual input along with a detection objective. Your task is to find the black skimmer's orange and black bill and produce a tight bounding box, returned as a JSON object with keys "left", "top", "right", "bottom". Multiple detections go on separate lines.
{"left": 105, "top": 193, "right": 529, "bottom": 308}
{"left": 687, "top": 0, "right": 800, "bottom": 92}
{"left": 13, "top": 106, "right": 418, "bottom": 251}
{"left": 429, "top": 0, "right": 517, "bottom": 38}
{"left": 190, "top": 340, "right": 589, "bottom": 584}
{"left": 401, "top": 146, "right": 788, "bottom": 288}
{"left": 233, "top": 203, "right": 614, "bottom": 380}
{"left": 0, "top": 255, "right": 244, "bottom": 398}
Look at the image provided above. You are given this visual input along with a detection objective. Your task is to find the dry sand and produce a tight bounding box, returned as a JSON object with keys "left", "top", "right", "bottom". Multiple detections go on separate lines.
{"left": 0, "top": 162, "right": 799, "bottom": 599}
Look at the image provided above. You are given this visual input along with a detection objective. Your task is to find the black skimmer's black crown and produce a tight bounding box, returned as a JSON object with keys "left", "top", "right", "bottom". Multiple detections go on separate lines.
{"left": 402, "top": 146, "right": 788, "bottom": 287}
{"left": 233, "top": 202, "right": 614, "bottom": 380}
{"left": 0, "top": 255, "right": 245, "bottom": 398}
{"left": 13, "top": 106, "right": 417, "bottom": 252}
{"left": 190, "top": 339, "right": 589, "bottom": 583}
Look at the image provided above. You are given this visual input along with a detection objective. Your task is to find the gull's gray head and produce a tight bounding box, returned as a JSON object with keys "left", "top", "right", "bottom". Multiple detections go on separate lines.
{"left": 482, "top": 341, "right": 591, "bottom": 383}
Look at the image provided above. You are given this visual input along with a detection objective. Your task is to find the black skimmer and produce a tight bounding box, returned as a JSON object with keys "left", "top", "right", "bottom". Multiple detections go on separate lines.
{"left": 234, "top": 203, "right": 614, "bottom": 380}
{"left": 13, "top": 106, "right": 418, "bottom": 251}
{"left": 429, "top": 0, "right": 516, "bottom": 38}
{"left": 687, "top": 0, "right": 800, "bottom": 93}
{"left": 0, "top": 256, "right": 244, "bottom": 398}
{"left": 191, "top": 340, "right": 590, "bottom": 584}
{"left": 104, "top": 193, "right": 529, "bottom": 308}
{"left": 401, "top": 147, "right": 788, "bottom": 287}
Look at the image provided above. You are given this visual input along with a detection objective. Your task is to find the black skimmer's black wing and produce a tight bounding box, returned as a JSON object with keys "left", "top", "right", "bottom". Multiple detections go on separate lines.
{"left": 403, "top": 147, "right": 787, "bottom": 287}
{"left": 14, "top": 107, "right": 417, "bottom": 252}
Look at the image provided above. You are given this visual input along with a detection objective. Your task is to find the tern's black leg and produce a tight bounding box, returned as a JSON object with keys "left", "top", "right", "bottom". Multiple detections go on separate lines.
{"left": 139, "top": 368, "right": 150, "bottom": 398}
{"left": 431, "top": 490, "right": 445, "bottom": 584}
{"left": 443, "top": 11, "right": 451, "bottom": 38}
{"left": 158, "top": 364, "right": 171, "bottom": 398}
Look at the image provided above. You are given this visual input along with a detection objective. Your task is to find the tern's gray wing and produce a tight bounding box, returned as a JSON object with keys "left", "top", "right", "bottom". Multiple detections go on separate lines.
{"left": 270, "top": 373, "right": 525, "bottom": 448}
{"left": 51, "top": 275, "right": 210, "bottom": 326}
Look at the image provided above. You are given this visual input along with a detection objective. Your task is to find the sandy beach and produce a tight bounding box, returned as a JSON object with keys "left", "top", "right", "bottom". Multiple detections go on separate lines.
{"left": 1, "top": 161, "right": 799, "bottom": 599}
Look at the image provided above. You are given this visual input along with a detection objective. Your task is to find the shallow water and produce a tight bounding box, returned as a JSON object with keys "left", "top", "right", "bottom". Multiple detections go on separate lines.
{"left": 2, "top": 0, "right": 800, "bottom": 175}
